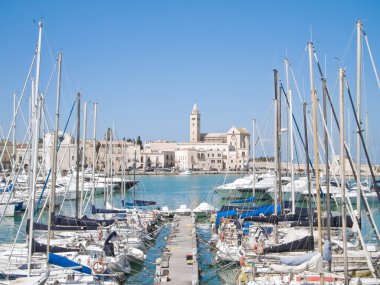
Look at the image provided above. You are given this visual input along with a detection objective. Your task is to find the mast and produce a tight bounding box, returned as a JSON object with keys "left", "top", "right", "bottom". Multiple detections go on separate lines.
{"left": 303, "top": 103, "right": 313, "bottom": 238}
{"left": 75, "top": 93, "right": 81, "bottom": 218}
{"left": 252, "top": 119, "right": 256, "bottom": 198}
{"left": 27, "top": 21, "right": 43, "bottom": 277}
{"left": 273, "top": 69, "right": 279, "bottom": 243}
{"left": 339, "top": 68, "right": 348, "bottom": 284}
{"left": 110, "top": 124, "right": 114, "bottom": 206}
{"left": 12, "top": 93, "right": 16, "bottom": 181}
{"left": 322, "top": 78, "right": 331, "bottom": 272}
{"left": 133, "top": 147, "right": 137, "bottom": 202}
{"left": 29, "top": 79, "right": 34, "bottom": 185}
{"left": 104, "top": 131, "right": 108, "bottom": 205}
{"left": 34, "top": 22, "right": 42, "bottom": 113}
{"left": 41, "top": 94, "right": 45, "bottom": 176}
{"left": 308, "top": 42, "right": 322, "bottom": 255}
{"left": 278, "top": 76, "right": 282, "bottom": 213}
{"left": 28, "top": 97, "right": 42, "bottom": 276}
{"left": 91, "top": 103, "right": 97, "bottom": 206}
{"left": 80, "top": 101, "right": 87, "bottom": 217}
{"left": 46, "top": 52, "right": 62, "bottom": 260}
{"left": 285, "top": 58, "right": 295, "bottom": 213}
{"left": 122, "top": 138, "right": 126, "bottom": 205}
{"left": 365, "top": 110, "right": 368, "bottom": 181}
{"left": 356, "top": 20, "right": 363, "bottom": 225}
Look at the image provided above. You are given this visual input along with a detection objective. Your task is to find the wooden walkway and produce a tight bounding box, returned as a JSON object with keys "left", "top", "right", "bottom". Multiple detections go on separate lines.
{"left": 155, "top": 214, "right": 199, "bottom": 284}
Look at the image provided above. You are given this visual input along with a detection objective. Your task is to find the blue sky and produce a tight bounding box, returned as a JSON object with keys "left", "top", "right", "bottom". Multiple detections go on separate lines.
{"left": 1, "top": 1, "right": 380, "bottom": 159}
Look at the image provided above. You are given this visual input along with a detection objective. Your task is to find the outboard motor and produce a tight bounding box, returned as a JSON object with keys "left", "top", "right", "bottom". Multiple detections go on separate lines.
{"left": 103, "top": 231, "right": 117, "bottom": 257}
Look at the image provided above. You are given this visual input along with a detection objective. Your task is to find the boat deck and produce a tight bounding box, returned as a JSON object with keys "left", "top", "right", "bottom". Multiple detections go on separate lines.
{"left": 156, "top": 214, "right": 199, "bottom": 284}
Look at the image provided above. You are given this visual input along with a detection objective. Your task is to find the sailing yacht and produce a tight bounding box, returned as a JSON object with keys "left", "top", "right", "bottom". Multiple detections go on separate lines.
{"left": 214, "top": 172, "right": 289, "bottom": 201}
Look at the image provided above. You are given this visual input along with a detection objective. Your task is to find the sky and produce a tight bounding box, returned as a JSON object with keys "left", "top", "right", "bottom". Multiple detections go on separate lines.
{"left": 1, "top": 1, "right": 380, "bottom": 160}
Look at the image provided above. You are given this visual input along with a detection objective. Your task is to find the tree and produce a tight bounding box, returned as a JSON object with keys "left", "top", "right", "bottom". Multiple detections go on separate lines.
{"left": 95, "top": 141, "right": 101, "bottom": 154}
{"left": 136, "top": 136, "right": 143, "bottom": 150}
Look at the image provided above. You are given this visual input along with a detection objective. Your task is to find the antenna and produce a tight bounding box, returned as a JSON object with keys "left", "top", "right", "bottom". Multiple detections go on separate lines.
{"left": 309, "top": 25, "right": 313, "bottom": 42}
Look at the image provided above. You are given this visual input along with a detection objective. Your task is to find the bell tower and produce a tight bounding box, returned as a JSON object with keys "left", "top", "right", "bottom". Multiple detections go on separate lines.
{"left": 190, "top": 103, "right": 201, "bottom": 142}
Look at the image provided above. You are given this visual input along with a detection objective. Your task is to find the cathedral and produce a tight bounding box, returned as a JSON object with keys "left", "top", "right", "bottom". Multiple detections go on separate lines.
{"left": 177, "top": 103, "right": 251, "bottom": 171}
{"left": 138, "top": 104, "right": 251, "bottom": 171}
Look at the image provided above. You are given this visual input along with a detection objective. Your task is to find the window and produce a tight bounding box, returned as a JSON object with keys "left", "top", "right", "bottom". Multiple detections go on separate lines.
{"left": 218, "top": 154, "right": 221, "bottom": 157}
{"left": 212, "top": 154, "right": 214, "bottom": 157}
{"left": 72, "top": 156, "right": 74, "bottom": 160}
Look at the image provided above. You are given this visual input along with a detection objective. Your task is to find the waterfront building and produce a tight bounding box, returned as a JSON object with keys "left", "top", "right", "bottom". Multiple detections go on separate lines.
{"left": 16, "top": 142, "right": 44, "bottom": 174}
{"left": 44, "top": 132, "right": 76, "bottom": 175}
{"left": 16, "top": 104, "right": 250, "bottom": 174}
{"left": 0, "top": 140, "right": 13, "bottom": 172}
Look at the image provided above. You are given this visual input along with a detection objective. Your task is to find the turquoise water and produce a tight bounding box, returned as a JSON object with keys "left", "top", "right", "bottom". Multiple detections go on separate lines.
{"left": 3, "top": 174, "right": 380, "bottom": 284}
{"left": 1, "top": 174, "right": 238, "bottom": 284}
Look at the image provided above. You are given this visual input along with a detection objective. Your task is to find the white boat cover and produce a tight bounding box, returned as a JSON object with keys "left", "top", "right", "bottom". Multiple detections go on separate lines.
{"left": 10, "top": 274, "right": 48, "bottom": 285}
{"left": 192, "top": 202, "right": 216, "bottom": 213}
{"left": 279, "top": 251, "right": 317, "bottom": 266}
{"left": 270, "top": 253, "right": 323, "bottom": 274}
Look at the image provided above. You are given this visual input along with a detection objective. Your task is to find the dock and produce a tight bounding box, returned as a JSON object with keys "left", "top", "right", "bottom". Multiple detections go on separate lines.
{"left": 155, "top": 213, "right": 199, "bottom": 284}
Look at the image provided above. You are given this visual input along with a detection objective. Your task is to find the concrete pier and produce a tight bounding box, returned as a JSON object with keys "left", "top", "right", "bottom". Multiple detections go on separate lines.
{"left": 155, "top": 214, "right": 199, "bottom": 284}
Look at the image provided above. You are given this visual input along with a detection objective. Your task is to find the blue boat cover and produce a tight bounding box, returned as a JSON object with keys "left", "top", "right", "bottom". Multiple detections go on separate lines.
{"left": 91, "top": 205, "right": 127, "bottom": 214}
{"left": 215, "top": 210, "right": 236, "bottom": 226}
{"left": 230, "top": 197, "right": 256, "bottom": 204}
{"left": 124, "top": 200, "right": 156, "bottom": 206}
{"left": 48, "top": 252, "right": 92, "bottom": 274}
{"left": 264, "top": 235, "right": 314, "bottom": 253}
{"left": 0, "top": 183, "right": 13, "bottom": 193}
{"left": 238, "top": 204, "right": 281, "bottom": 219}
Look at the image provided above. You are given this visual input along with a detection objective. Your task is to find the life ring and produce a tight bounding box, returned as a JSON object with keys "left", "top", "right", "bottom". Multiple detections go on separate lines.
{"left": 92, "top": 260, "right": 104, "bottom": 274}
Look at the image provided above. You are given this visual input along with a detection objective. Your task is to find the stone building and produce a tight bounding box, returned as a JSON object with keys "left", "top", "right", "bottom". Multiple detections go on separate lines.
{"left": 175, "top": 104, "right": 250, "bottom": 171}
{"left": 0, "top": 140, "right": 14, "bottom": 173}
